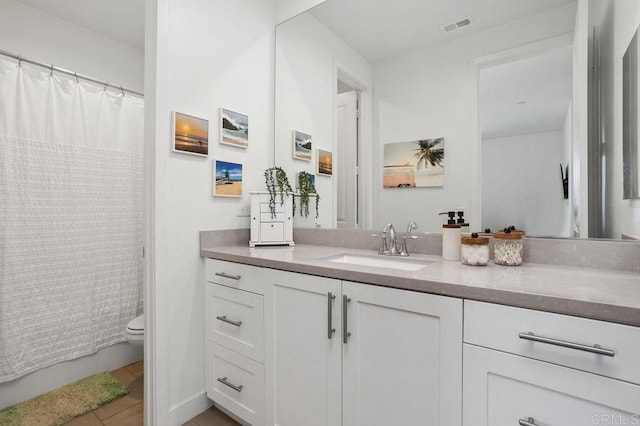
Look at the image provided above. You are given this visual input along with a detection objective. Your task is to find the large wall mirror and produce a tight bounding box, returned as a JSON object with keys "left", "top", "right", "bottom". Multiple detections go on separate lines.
{"left": 275, "top": 0, "right": 640, "bottom": 241}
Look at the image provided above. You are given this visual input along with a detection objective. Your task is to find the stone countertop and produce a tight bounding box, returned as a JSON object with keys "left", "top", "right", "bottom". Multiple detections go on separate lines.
{"left": 200, "top": 244, "right": 640, "bottom": 327}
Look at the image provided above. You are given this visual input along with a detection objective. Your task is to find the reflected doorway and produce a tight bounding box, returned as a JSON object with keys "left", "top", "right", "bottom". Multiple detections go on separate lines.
{"left": 336, "top": 78, "right": 361, "bottom": 229}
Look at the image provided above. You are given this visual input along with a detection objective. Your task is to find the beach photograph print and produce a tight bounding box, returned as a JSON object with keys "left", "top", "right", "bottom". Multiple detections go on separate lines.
{"left": 293, "top": 130, "right": 312, "bottom": 161}
{"left": 213, "top": 160, "right": 243, "bottom": 197}
{"left": 317, "top": 149, "right": 333, "bottom": 176}
{"left": 173, "top": 111, "right": 209, "bottom": 156}
{"left": 220, "top": 108, "right": 248, "bottom": 148}
{"left": 383, "top": 138, "right": 445, "bottom": 188}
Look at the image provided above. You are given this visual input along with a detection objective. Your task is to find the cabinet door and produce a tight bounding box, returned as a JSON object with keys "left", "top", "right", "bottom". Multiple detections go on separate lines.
{"left": 464, "top": 344, "right": 640, "bottom": 426}
{"left": 342, "top": 282, "right": 463, "bottom": 426}
{"left": 264, "top": 269, "right": 342, "bottom": 426}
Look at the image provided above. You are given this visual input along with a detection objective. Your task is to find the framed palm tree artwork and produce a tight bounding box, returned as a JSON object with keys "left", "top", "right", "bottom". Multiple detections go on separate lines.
{"left": 383, "top": 138, "right": 445, "bottom": 188}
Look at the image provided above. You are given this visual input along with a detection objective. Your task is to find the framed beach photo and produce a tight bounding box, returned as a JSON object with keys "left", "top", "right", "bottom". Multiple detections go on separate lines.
{"left": 317, "top": 149, "right": 333, "bottom": 176}
{"left": 172, "top": 111, "right": 209, "bottom": 156}
{"left": 212, "top": 160, "right": 243, "bottom": 197}
{"left": 292, "top": 130, "right": 312, "bottom": 161}
{"left": 220, "top": 108, "right": 248, "bottom": 148}
{"left": 383, "top": 138, "right": 445, "bottom": 188}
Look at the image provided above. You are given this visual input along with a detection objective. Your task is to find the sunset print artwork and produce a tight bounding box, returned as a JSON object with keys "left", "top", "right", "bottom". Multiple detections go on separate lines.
{"left": 173, "top": 111, "right": 209, "bottom": 156}
{"left": 317, "top": 149, "right": 333, "bottom": 176}
{"left": 213, "top": 160, "right": 243, "bottom": 197}
{"left": 383, "top": 138, "right": 445, "bottom": 188}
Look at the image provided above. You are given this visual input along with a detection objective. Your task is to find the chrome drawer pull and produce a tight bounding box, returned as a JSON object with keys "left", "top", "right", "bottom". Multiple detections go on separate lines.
{"left": 328, "top": 292, "right": 336, "bottom": 339}
{"left": 519, "top": 332, "right": 615, "bottom": 357}
{"left": 217, "top": 376, "right": 243, "bottom": 392}
{"left": 215, "top": 272, "right": 241, "bottom": 280}
{"left": 216, "top": 315, "right": 242, "bottom": 327}
{"left": 519, "top": 417, "right": 537, "bottom": 426}
{"left": 343, "top": 295, "right": 352, "bottom": 344}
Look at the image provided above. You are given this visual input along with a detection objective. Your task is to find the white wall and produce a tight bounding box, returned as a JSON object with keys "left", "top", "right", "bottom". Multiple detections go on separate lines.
{"left": 275, "top": 12, "right": 373, "bottom": 228}
{"left": 0, "top": 0, "right": 144, "bottom": 93}
{"left": 372, "top": 3, "right": 577, "bottom": 233}
{"left": 148, "top": 0, "right": 275, "bottom": 423}
{"left": 599, "top": 0, "right": 640, "bottom": 239}
{"left": 482, "top": 131, "right": 570, "bottom": 237}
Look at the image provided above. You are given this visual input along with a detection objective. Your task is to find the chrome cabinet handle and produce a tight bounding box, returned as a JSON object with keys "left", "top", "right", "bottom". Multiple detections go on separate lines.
{"left": 519, "top": 332, "right": 615, "bottom": 357}
{"left": 328, "top": 292, "right": 336, "bottom": 339}
{"left": 519, "top": 417, "right": 537, "bottom": 426}
{"left": 343, "top": 295, "right": 352, "bottom": 344}
{"left": 216, "top": 315, "right": 242, "bottom": 327}
{"left": 217, "top": 376, "right": 243, "bottom": 392}
{"left": 215, "top": 272, "right": 241, "bottom": 280}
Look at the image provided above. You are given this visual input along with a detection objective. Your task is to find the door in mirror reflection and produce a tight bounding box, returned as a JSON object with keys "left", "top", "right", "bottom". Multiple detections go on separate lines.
{"left": 337, "top": 87, "right": 359, "bottom": 229}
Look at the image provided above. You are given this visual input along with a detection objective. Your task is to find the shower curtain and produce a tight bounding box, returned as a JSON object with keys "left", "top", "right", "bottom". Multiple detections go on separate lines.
{"left": 0, "top": 56, "right": 144, "bottom": 382}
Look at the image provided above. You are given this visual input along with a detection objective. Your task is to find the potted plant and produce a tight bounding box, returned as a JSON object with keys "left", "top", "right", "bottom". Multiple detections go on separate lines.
{"left": 297, "top": 171, "right": 320, "bottom": 218}
{"left": 264, "top": 166, "right": 293, "bottom": 218}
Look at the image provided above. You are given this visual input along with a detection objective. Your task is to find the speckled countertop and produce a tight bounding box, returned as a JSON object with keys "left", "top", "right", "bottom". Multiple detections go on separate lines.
{"left": 200, "top": 244, "right": 640, "bottom": 327}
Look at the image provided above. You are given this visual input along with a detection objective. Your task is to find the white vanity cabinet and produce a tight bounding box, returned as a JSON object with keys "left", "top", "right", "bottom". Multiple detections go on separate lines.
{"left": 204, "top": 259, "right": 266, "bottom": 426}
{"left": 463, "top": 301, "right": 640, "bottom": 426}
{"left": 263, "top": 268, "right": 463, "bottom": 426}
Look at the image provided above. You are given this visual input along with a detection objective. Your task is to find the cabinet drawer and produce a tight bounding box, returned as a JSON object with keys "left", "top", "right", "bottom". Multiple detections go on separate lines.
{"left": 463, "top": 344, "right": 640, "bottom": 426}
{"left": 205, "top": 283, "right": 264, "bottom": 362}
{"left": 259, "top": 201, "right": 285, "bottom": 214}
{"left": 205, "top": 342, "right": 264, "bottom": 426}
{"left": 259, "top": 222, "right": 284, "bottom": 242}
{"left": 464, "top": 300, "right": 640, "bottom": 384}
{"left": 261, "top": 212, "right": 286, "bottom": 222}
{"left": 205, "top": 259, "right": 264, "bottom": 295}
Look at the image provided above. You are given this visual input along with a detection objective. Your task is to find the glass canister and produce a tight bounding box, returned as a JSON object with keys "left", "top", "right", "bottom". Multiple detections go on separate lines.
{"left": 493, "top": 230, "right": 524, "bottom": 266}
{"left": 461, "top": 233, "right": 489, "bottom": 266}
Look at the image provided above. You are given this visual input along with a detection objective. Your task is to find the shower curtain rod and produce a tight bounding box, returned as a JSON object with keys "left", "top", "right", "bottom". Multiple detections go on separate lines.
{"left": 0, "top": 49, "right": 144, "bottom": 97}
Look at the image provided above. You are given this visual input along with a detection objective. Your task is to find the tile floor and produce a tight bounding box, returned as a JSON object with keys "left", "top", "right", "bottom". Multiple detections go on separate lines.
{"left": 63, "top": 360, "right": 238, "bottom": 426}
{"left": 65, "top": 360, "right": 144, "bottom": 426}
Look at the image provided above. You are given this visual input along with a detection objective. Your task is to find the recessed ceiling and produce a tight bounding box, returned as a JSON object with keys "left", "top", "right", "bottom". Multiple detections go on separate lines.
{"left": 310, "top": 0, "right": 577, "bottom": 63}
{"left": 16, "top": 0, "right": 144, "bottom": 50}
{"left": 480, "top": 45, "right": 574, "bottom": 139}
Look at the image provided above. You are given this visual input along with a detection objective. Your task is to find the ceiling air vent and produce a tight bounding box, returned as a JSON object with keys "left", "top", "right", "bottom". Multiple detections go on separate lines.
{"left": 442, "top": 17, "right": 472, "bottom": 33}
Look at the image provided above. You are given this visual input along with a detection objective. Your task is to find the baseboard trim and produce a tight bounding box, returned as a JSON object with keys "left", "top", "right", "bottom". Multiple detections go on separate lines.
{"left": 168, "top": 390, "right": 213, "bottom": 426}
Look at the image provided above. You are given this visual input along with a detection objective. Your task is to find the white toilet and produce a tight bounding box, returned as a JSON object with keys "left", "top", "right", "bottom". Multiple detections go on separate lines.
{"left": 125, "top": 314, "right": 144, "bottom": 346}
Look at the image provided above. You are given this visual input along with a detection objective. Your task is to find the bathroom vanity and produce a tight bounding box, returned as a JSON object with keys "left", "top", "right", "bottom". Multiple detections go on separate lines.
{"left": 200, "top": 236, "right": 640, "bottom": 426}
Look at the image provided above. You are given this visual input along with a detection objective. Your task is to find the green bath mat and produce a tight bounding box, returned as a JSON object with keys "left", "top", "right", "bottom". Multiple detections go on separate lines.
{"left": 0, "top": 372, "right": 129, "bottom": 426}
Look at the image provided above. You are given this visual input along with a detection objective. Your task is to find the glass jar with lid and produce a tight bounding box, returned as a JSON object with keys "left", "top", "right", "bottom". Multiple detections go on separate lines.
{"left": 493, "top": 230, "right": 524, "bottom": 266}
{"left": 460, "top": 233, "right": 489, "bottom": 266}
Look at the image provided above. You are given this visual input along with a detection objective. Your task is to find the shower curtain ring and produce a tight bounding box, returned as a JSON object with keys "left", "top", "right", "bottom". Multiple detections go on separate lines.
{"left": 49, "top": 65, "right": 54, "bottom": 76}
{"left": 120, "top": 86, "right": 125, "bottom": 96}
{"left": 74, "top": 72, "right": 79, "bottom": 83}
{"left": 104, "top": 81, "right": 109, "bottom": 92}
{"left": 17, "top": 55, "right": 22, "bottom": 67}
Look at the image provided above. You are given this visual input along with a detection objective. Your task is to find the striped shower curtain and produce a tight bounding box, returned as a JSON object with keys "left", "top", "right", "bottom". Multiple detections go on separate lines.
{"left": 0, "top": 56, "right": 144, "bottom": 382}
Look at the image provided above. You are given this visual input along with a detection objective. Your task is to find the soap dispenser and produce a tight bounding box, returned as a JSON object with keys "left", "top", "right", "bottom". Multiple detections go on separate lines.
{"left": 456, "top": 210, "right": 470, "bottom": 234}
{"left": 439, "top": 211, "right": 461, "bottom": 261}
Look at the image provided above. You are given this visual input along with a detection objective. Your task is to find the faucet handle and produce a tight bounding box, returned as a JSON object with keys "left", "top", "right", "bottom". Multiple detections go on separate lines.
{"left": 406, "top": 221, "right": 418, "bottom": 233}
{"left": 371, "top": 233, "right": 388, "bottom": 255}
{"left": 399, "top": 235, "right": 419, "bottom": 257}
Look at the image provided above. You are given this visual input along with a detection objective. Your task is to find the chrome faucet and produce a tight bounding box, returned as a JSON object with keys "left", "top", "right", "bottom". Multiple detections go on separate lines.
{"left": 384, "top": 223, "right": 398, "bottom": 255}
{"left": 373, "top": 222, "right": 418, "bottom": 256}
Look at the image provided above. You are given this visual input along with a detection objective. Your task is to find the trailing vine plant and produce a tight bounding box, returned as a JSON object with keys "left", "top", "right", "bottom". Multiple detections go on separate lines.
{"left": 297, "top": 171, "right": 320, "bottom": 218}
{"left": 264, "top": 166, "right": 293, "bottom": 218}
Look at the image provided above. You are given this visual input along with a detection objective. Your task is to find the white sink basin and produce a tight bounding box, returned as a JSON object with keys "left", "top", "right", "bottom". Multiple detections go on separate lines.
{"left": 324, "top": 253, "right": 431, "bottom": 271}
